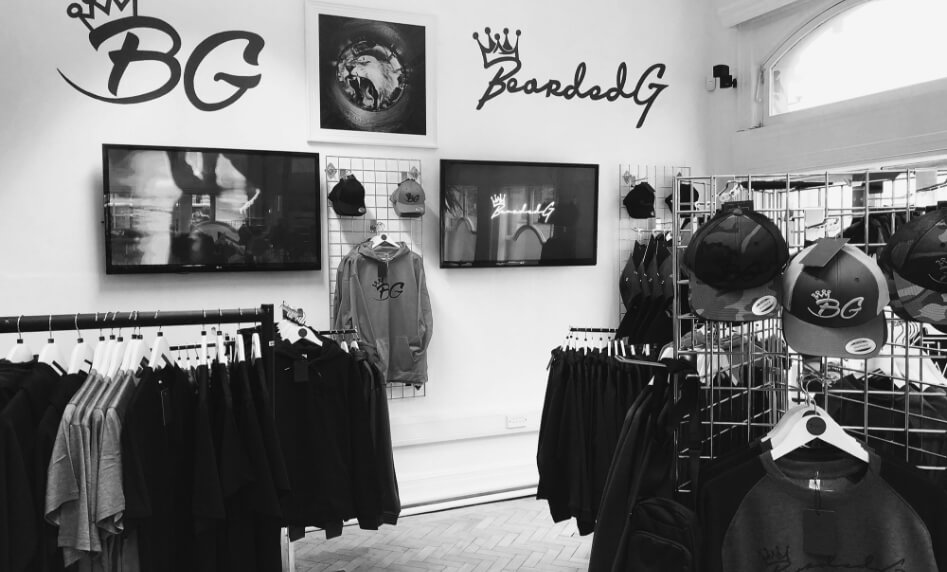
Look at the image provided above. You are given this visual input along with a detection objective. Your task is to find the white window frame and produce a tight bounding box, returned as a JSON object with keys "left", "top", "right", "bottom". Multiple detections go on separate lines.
{"left": 759, "top": 0, "right": 947, "bottom": 126}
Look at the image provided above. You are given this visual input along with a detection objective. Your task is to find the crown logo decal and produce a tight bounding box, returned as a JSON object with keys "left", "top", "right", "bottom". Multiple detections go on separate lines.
{"left": 472, "top": 27, "right": 521, "bottom": 68}
{"left": 491, "top": 194, "right": 506, "bottom": 209}
{"left": 66, "top": 0, "right": 138, "bottom": 32}
{"left": 811, "top": 289, "right": 832, "bottom": 301}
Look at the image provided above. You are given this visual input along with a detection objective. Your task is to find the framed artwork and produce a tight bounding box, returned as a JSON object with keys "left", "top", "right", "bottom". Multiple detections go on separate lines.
{"left": 440, "top": 159, "right": 600, "bottom": 268}
{"left": 305, "top": 2, "right": 437, "bottom": 148}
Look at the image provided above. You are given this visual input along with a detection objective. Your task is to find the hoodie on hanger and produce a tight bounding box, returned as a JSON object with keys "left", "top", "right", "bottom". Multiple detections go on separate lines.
{"left": 333, "top": 241, "right": 433, "bottom": 385}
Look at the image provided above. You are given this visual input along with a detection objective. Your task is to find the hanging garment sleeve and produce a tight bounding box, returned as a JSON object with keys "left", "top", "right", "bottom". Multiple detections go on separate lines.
{"left": 662, "top": 358, "right": 703, "bottom": 505}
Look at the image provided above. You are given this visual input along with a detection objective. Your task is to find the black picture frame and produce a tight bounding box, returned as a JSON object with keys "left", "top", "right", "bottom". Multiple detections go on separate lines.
{"left": 103, "top": 144, "right": 321, "bottom": 274}
{"left": 440, "top": 159, "right": 599, "bottom": 268}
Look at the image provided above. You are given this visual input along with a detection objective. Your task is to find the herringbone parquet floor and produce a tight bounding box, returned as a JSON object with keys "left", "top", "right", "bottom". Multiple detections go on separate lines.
{"left": 291, "top": 497, "right": 592, "bottom": 572}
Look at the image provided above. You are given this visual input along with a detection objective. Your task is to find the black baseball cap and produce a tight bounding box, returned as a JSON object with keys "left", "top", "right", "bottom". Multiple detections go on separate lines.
{"left": 665, "top": 182, "right": 698, "bottom": 212}
{"left": 683, "top": 206, "right": 789, "bottom": 321}
{"left": 781, "top": 241, "right": 889, "bottom": 358}
{"left": 623, "top": 182, "right": 655, "bottom": 219}
{"left": 328, "top": 175, "right": 366, "bottom": 216}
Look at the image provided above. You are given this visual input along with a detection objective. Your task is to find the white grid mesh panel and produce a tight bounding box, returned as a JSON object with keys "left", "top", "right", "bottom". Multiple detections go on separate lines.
{"left": 325, "top": 155, "right": 425, "bottom": 399}
{"left": 617, "top": 164, "right": 691, "bottom": 321}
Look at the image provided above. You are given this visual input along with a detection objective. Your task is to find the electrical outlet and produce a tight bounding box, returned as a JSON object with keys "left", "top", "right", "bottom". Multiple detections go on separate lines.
{"left": 505, "top": 415, "right": 528, "bottom": 429}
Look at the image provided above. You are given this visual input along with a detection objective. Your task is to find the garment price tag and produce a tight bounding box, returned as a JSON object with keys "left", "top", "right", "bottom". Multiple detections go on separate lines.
{"left": 293, "top": 359, "right": 309, "bottom": 383}
{"left": 803, "top": 509, "right": 837, "bottom": 557}
{"left": 800, "top": 238, "right": 849, "bottom": 268}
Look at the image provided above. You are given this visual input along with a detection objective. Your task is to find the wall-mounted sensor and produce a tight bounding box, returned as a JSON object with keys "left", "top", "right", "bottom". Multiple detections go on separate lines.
{"left": 712, "top": 64, "right": 737, "bottom": 89}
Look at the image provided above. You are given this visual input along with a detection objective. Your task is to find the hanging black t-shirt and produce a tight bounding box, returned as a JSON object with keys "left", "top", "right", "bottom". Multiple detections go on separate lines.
{"left": 701, "top": 449, "right": 947, "bottom": 572}
{"left": 192, "top": 364, "right": 225, "bottom": 572}
{"left": 0, "top": 363, "right": 60, "bottom": 572}
{"left": 229, "top": 361, "right": 281, "bottom": 572}
{"left": 0, "top": 359, "right": 37, "bottom": 413}
{"left": 274, "top": 338, "right": 356, "bottom": 539}
{"left": 248, "top": 357, "right": 289, "bottom": 497}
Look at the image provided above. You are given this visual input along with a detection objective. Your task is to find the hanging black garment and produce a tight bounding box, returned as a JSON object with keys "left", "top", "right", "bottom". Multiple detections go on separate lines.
{"left": 274, "top": 338, "right": 356, "bottom": 539}
{"left": 0, "top": 363, "right": 60, "bottom": 572}
{"left": 123, "top": 366, "right": 198, "bottom": 572}
{"left": 228, "top": 361, "right": 282, "bottom": 572}
{"left": 351, "top": 348, "right": 401, "bottom": 528}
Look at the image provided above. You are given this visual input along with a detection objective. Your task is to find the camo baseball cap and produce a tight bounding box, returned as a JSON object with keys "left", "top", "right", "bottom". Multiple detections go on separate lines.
{"left": 683, "top": 206, "right": 789, "bottom": 322}
{"left": 781, "top": 242, "right": 889, "bottom": 359}
{"left": 881, "top": 208, "right": 947, "bottom": 292}
{"left": 878, "top": 208, "right": 947, "bottom": 325}
{"left": 390, "top": 179, "right": 426, "bottom": 217}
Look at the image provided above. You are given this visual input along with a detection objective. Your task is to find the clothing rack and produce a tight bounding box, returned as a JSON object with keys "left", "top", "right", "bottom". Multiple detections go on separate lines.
{"left": 570, "top": 327, "right": 618, "bottom": 334}
{"left": 0, "top": 304, "right": 276, "bottom": 390}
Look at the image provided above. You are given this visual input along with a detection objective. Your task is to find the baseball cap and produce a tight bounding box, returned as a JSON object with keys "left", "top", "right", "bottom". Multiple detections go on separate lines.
{"left": 623, "top": 182, "right": 656, "bottom": 219}
{"left": 879, "top": 208, "right": 947, "bottom": 325}
{"left": 390, "top": 179, "right": 426, "bottom": 217}
{"left": 328, "top": 175, "right": 366, "bottom": 216}
{"left": 682, "top": 206, "right": 789, "bottom": 321}
{"left": 665, "top": 182, "right": 699, "bottom": 212}
{"left": 781, "top": 240, "right": 889, "bottom": 359}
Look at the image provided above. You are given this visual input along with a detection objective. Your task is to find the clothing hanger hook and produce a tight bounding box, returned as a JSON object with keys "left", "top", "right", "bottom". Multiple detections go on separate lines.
{"left": 16, "top": 315, "right": 22, "bottom": 342}
{"left": 48, "top": 314, "right": 53, "bottom": 340}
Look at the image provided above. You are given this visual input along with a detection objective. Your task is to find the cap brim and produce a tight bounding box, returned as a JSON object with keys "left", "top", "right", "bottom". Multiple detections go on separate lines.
{"left": 689, "top": 274, "right": 780, "bottom": 322}
{"left": 893, "top": 269, "right": 947, "bottom": 324}
{"left": 394, "top": 204, "right": 425, "bottom": 217}
{"left": 331, "top": 201, "right": 365, "bottom": 216}
{"left": 782, "top": 310, "right": 886, "bottom": 359}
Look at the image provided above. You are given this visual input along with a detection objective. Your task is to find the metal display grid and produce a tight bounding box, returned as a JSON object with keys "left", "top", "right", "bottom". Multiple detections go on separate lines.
{"left": 617, "top": 165, "right": 690, "bottom": 322}
{"left": 324, "top": 155, "right": 426, "bottom": 400}
{"left": 669, "top": 170, "right": 947, "bottom": 493}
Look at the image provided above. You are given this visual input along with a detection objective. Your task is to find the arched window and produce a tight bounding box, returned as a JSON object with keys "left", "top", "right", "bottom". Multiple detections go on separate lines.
{"left": 767, "top": 0, "right": 947, "bottom": 116}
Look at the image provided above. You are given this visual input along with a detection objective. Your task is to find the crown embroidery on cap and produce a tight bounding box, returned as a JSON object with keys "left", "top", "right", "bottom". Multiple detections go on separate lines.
{"left": 811, "top": 289, "right": 832, "bottom": 301}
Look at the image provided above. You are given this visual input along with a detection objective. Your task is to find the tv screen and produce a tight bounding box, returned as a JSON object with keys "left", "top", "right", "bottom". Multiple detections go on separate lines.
{"left": 103, "top": 144, "right": 321, "bottom": 274}
{"left": 440, "top": 160, "right": 599, "bottom": 268}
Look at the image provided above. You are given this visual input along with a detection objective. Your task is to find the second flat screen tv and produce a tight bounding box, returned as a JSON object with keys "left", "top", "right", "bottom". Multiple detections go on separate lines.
{"left": 103, "top": 144, "right": 320, "bottom": 274}
{"left": 440, "top": 160, "right": 599, "bottom": 268}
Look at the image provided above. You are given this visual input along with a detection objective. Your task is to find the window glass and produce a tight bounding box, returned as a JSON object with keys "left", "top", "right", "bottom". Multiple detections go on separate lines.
{"left": 770, "top": 0, "right": 947, "bottom": 115}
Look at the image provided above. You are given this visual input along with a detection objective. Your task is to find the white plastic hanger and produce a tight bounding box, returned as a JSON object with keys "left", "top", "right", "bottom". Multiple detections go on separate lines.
{"left": 370, "top": 231, "right": 397, "bottom": 249}
{"left": 106, "top": 329, "right": 127, "bottom": 379}
{"left": 92, "top": 313, "right": 114, "bottom": 373}
{"left": 68, "top": 314, "right": 93, "bottom": 375}
{"left": 38, "top": 316, "right": 65, "bottom": 374}
{"left": 148, "top": 311, "right": 173, "bottom": 370}
{"left": 235, "top": 331, "right": 247, "bottom": 363}
{"left": 215, "top": 326, "right": 228, "bottom": 366}
{"left": 122, "top": 313, "right": 148, "bottom": 372}
{"left": 198, "top": 328, "right": 209, "bottom": 368}
{"left": 349, "top": 332, "right": 360, "bottom": 351}
{"left": 251, "top": 332, "right": 263, "bottom": 361}
{"left": 770, "top": 399, "right": 869, "bottom": 463}
{"left": 6, "top": 316, "right": 34, "bottom": 363}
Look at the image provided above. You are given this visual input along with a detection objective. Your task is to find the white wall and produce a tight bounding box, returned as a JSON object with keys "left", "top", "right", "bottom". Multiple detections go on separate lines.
{"left": 0, "top": 0, "right": 716, "bottom": 505}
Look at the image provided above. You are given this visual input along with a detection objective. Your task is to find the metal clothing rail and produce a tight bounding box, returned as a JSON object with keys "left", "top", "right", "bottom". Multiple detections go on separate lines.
{"left": 569, "top": 327, "right": 618, "bottom": 333}
{"left": 0, "top": 304, "right": 276, "bottom": 392}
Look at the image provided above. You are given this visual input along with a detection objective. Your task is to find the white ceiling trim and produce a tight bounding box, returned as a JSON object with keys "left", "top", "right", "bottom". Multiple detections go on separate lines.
{"left": 717, "top": 0, "right": 805, "bottom": 27}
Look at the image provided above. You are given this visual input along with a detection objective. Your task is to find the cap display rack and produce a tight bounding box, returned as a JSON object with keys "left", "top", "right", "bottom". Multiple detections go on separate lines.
{"left": 669, "top": 169, "right": 947, "bottom": 493}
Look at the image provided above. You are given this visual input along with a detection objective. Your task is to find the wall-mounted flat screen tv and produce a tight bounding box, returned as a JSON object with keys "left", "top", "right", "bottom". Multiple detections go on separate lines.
{"left": 440, "top": 159, "right": 599, "bottom": 268}
{"left": 103, "top": 144, "right": 321, "bottom": 274}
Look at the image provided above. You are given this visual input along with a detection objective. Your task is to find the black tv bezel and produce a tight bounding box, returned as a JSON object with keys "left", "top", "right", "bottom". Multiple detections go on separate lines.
{"left": 439, "top": 159, "right": 600, "bottom": 269}
{"left": 102, "top": 143, "right": 322, "bottom": 275}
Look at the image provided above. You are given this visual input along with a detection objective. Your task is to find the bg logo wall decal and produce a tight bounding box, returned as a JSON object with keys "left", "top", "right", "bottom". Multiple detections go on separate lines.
{"left": 472, "top": 27, "right": 668, "bottom": 128}
{"left": 58, "top": 0, "right": 265, "bottom": 111}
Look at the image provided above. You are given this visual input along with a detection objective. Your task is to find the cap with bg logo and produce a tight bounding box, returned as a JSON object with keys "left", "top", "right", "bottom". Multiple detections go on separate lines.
{"left": 781, "top": 240, "right": 889, "bottom": 359}
{"left": 391, "top": 179, "right": 426, "bottom": 217}
{"left": 683, "top": 206, "right": 789, "bottom": 322}
{"left": 881, "top": 208, "right": 947, "bottom": 325}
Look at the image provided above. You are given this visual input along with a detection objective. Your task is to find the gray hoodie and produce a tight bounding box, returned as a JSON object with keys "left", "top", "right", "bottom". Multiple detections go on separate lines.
{"left": 333, "top": 241, "right": 433, "bottom": 384}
